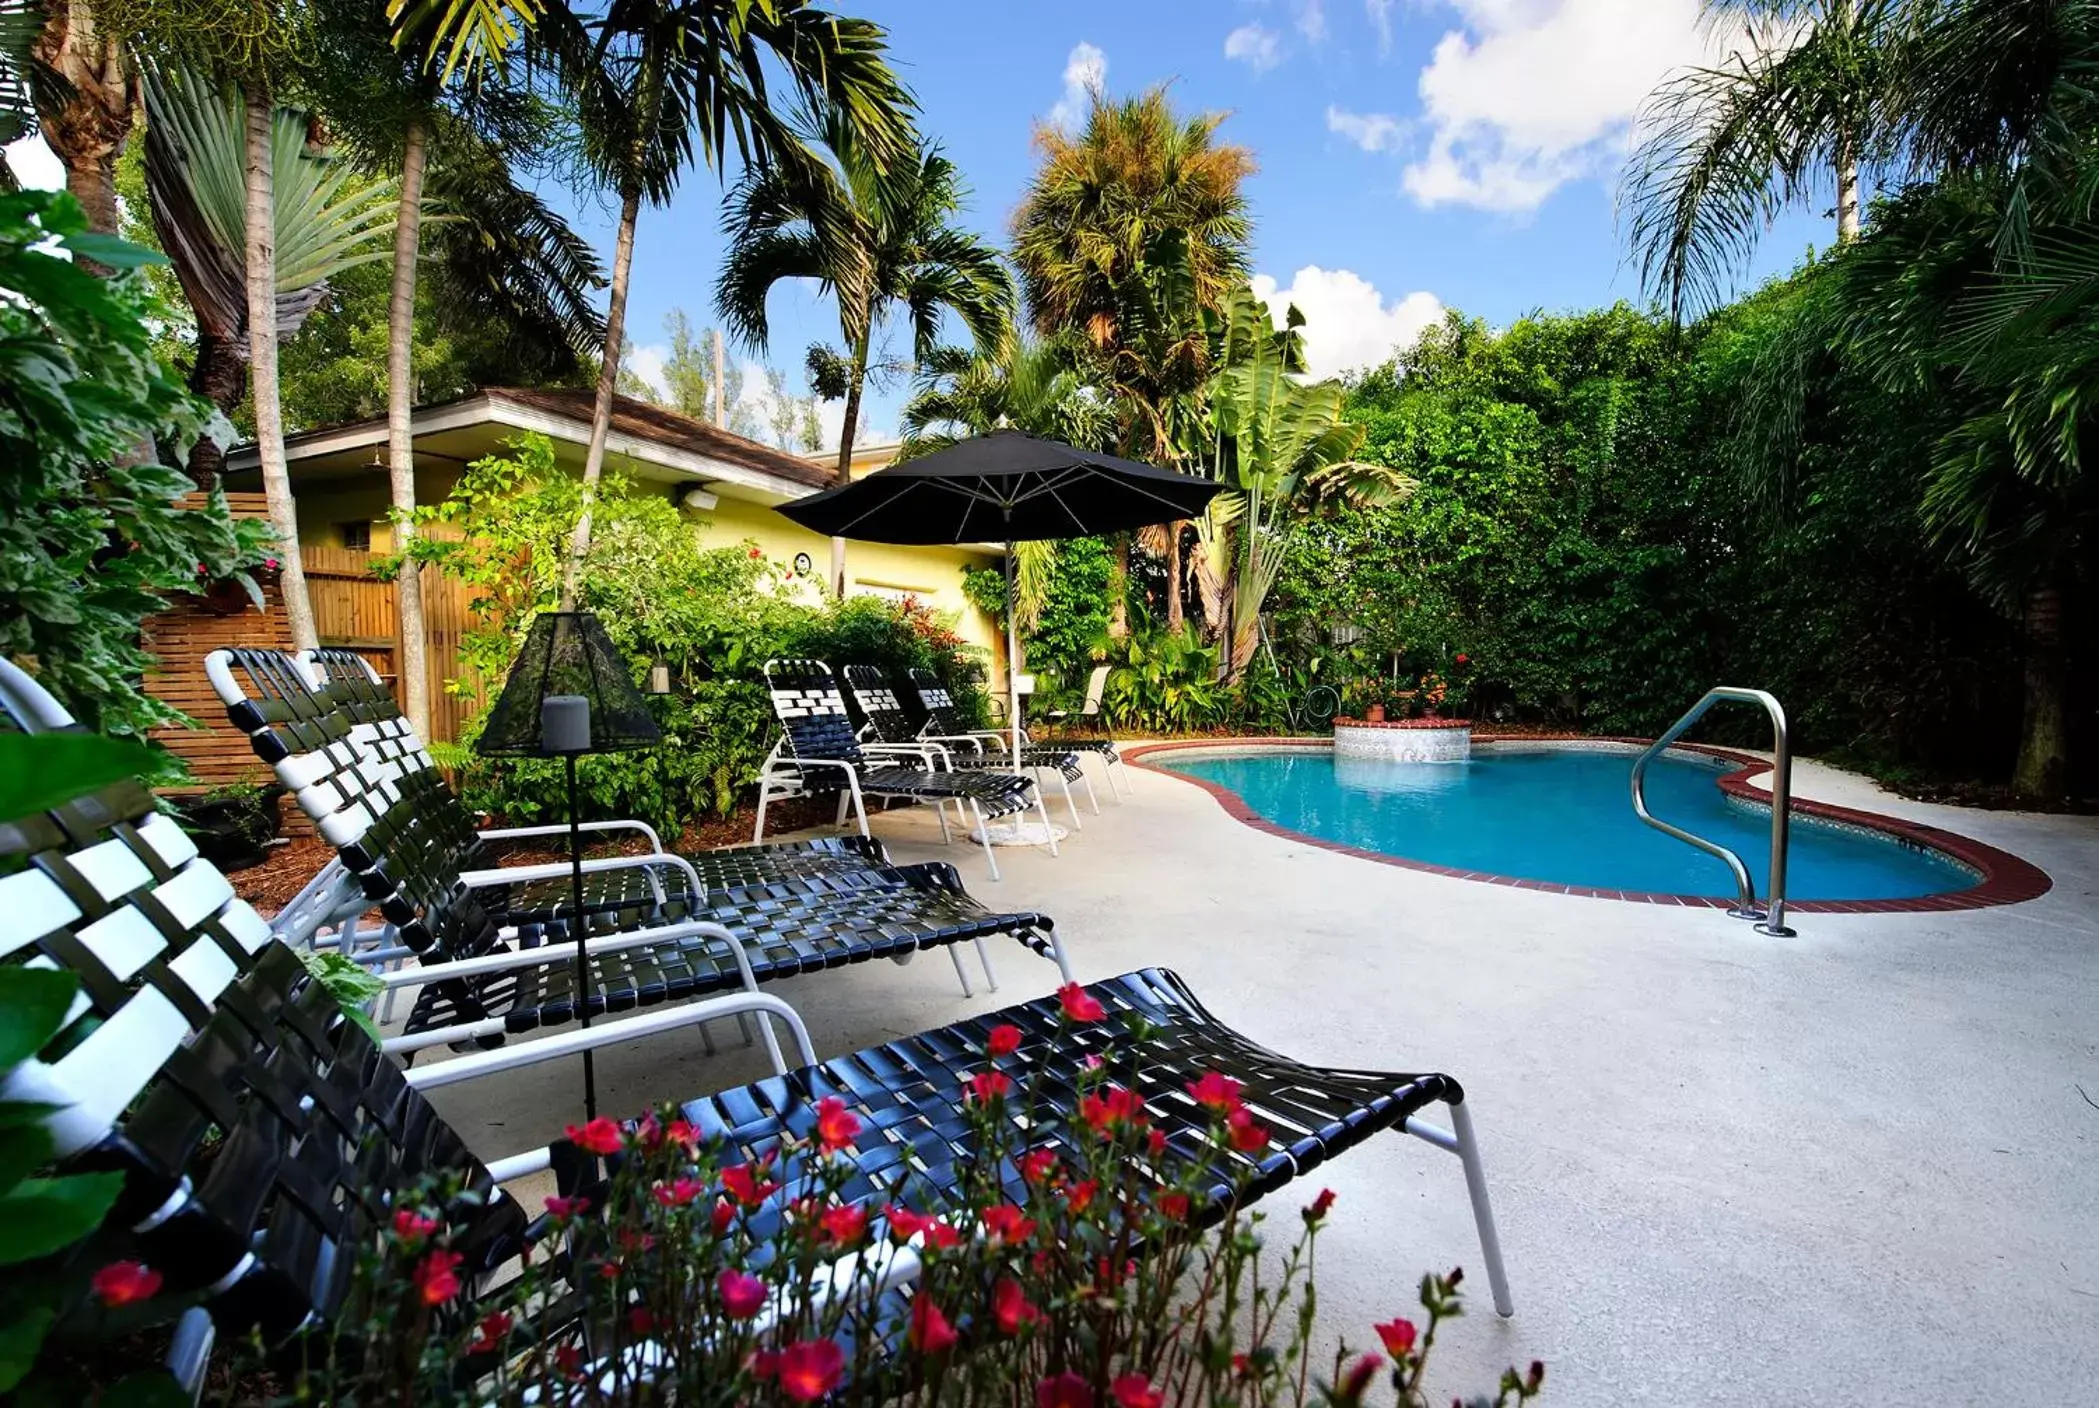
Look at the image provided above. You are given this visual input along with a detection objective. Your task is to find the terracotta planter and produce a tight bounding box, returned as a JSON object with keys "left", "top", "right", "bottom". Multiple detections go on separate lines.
{"left": 1364, "top": 703, "right": 1386, "bottom": 723}
{"left": 196, "top": 576, "right": 255, "bottom": 617}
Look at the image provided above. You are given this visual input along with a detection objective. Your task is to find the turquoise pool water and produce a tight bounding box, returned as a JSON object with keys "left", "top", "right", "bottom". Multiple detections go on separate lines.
{"left": 1159, "top": 746, "right": 1976, "bottom": 901}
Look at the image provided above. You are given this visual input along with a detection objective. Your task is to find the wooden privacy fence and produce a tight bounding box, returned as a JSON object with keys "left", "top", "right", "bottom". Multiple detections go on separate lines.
{"left": 143, "top": 500, "right": 486, "bottom": 797}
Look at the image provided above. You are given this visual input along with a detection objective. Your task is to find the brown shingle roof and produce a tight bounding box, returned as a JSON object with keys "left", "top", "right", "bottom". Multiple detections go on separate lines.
{"left": 488, "top": 387, "right": 834, "bottom": 490}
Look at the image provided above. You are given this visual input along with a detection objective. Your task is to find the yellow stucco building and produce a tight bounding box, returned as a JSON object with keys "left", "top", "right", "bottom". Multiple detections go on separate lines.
{"left": 224, "top": 386, "right": 1006, "bottom": 679}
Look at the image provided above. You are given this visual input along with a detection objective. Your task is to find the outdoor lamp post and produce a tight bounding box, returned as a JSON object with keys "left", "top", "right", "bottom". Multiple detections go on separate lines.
{"left": 475, "top": 611, "right": 662, "bottom": 1117}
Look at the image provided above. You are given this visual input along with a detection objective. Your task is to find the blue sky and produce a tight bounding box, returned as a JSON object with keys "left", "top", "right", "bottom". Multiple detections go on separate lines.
{"left": 4, "top": 0, "right": 1834, "bottom": 446}
{"left": 596, "top": 0, "right": 1832, "bottom": 448}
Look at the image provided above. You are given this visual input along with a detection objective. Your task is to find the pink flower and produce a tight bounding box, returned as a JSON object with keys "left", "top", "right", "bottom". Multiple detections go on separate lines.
{"left": 815, "top": 1095, "right": 861, "bottom": 1152}
{"left": 665, "top": 1118, "right": 699, "bottom": 1150}
{"left": 652, "top": 1177, "right": 704, "bottom": 1208}
{"left": 1339, "top": 1352, "right": 1384, "bottom": 1401}
{"left": 993, "top": 1276, "right": 1040, "bottom": 1335}
{"left": 1226, "top": 1107, "right": 1269, "bottom": 1154}
{"left": 820, "top": 1203, "right": 868, "bottom": 1246}
{"left": 1058, "top": 983, "right": 1105, "bottom": 1023}
{"left": 565, "top": 1117, "right": 623, "bottom": 1156}
{"left": 967, "top": 1069, "right": 1013, "bottom": 1104}
{"left": 721, "top": 1161, "right": 779, "bottom": 1208}
{"left": 986, "top": 1023, "right": 1023, "bottom": 1057}
{"left": 1375, "top": 1317, "right": 1418, "bottom": 1358}
{"left": 1036, "top": 1370, "right": 1094, "bottom": 1408}
{"left": 776, "top": 1338, "right": 845, "bottom": 1402}
{"left": 710, "top": 1200, "right": 735, "bottom": 1235}
{"left": 392, "top": 1208, "right": 440, "bottom": 1245}
{"left": 413, "top": 1249, "right": 464, "bottom": 1305}
{"left": 543, "top": 1195, "right": 590, "bottom": 1220}
{"left": 90, "top": 1261, "right": 161, "bottom": 1308}
{"left": 1186, "top": 1071, "right": 1243, "bottom": 1115}
{"left": 1112, "top": 1374, "right": 1164, "bottom": 1408}
{"left": 718, "top": 1268, "right": 766, "bottom": 1320}
{"left": 908, "top": 1295, "right": 959, "bottom": 1354}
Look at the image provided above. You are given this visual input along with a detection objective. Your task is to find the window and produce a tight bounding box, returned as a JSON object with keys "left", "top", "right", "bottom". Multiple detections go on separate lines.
{"left": 337, "top": 521, "right": 372, "bottom": 552}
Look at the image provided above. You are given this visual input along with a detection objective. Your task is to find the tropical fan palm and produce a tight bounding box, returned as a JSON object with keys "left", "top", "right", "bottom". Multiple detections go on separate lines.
{"left": 899, "top": 335, "right": 1115, "bottom": 455}
{"left": 1624, "top": 0, "right": 1900, "bottom": 320}
{"left": 717, "top": 114, "right": 1010, "bottom": 592}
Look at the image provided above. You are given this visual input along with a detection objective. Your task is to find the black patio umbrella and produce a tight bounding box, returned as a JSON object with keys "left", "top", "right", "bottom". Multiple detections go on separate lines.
{"left": 779, "top": 430, "right": 1221, "bottom": 770}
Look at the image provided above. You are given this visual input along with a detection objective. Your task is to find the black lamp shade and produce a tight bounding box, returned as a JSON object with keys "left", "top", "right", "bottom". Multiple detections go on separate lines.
{"left": 476, "top": 611, "right": 664, "bottom": 757}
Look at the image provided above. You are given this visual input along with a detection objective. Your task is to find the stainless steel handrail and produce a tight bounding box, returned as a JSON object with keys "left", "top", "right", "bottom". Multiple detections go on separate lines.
{"left": 1630, "top": 687, "right": 1794, "bottom": 936}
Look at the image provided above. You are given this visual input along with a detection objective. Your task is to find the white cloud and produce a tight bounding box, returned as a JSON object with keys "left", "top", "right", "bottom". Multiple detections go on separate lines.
{"left": 1399, "top": 0, "right": 1727, "bottom": 213}
{"left": 1224, "top": 24, "right": 1284, "bottom": 72}
{"left": 1249, "top": 266, "right": 1444, "bottom": 379}
{"left": 626, "top": 343, "right": 671, "bottom": 399}
{"left": 1297, "top": 0, "right": 1328, "bottom": 44}
{"left": 1328, "top": 105, "right": 1405, "bottom": 153}
{"left": 1048, "top": 42, "right": 1107, "bottom": 130}
{"left": 1366, "top": 0, "right": 1396, "bottom": 55}
{"left": 5, "top": 135, "right": 62, "bottom": 192}
{"left": 813, "top": 399, "right": 893, "bottom": 456}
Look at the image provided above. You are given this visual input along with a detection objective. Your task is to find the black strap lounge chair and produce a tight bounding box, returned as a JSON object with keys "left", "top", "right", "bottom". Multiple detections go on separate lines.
{"left": 757, "top": 659, "right": 1056, "bottom": 882}
{"left": 195, "top": 650, "right": 1072, "bottom": 1050}
{"left": 6, "top": 728, "right": 1512, "bottom": 1393}
{"left": 842, "top": 664, "right": 1096, "bottom": 829}
{"left": 913, "top": 665, "right": 1128, "bottom": 800}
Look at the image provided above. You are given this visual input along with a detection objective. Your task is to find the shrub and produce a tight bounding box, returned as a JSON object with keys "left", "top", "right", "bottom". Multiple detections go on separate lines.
{"left": 0, "top": 189, "right": 266, "bottom": 740}
{"left": 214, "top": 999, "right": 1543, "bottom": 1407}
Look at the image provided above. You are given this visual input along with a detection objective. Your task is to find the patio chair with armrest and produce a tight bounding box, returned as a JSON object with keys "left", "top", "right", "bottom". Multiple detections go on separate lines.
{"left": 200, "top": 650, "right": 1071, "bottom": 1046}
{"left": 756, "top": 659, "right": 1061, "bottom": 882}
{"left": 842, "top": 664, "right": 1096, "bottom": 829}
{"left": 4, "top": 728, "right": 1513, "bottom": 1395}
{"left": 915, "top": 665, "right": 1128, "bottom": 799}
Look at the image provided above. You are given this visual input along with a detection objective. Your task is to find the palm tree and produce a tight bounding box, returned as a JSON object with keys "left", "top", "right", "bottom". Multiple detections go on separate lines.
{"left": 545, "top": 0, "right": 914, "bottom": 607}
{"left": 1624, "top": 0, "right": 1898, "bottom": 320}
{"left": 717, "top": 120, "right": 1010, "bottom": 597}
{"left": 1010, "top": 84, "right": 1254, "bottom": 633}
{"left": 18, "top": 0, "right": 131, "bottom": 235}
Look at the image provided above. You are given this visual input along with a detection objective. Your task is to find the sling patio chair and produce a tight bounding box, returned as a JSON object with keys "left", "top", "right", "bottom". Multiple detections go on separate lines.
{"left": 199, "top": 650, "right": 1071, "bottom": 1053}
{"left": 5, "top": 730, "right": 1514, "bottom": 1393}
{"left": 842, "top": 664, "right": 1096, "bottom": 829}
{"left": 917, "top": 665, "right": 1130, "bottom": 800}
{"left": 757, "top": 659, "right": 1059, "bottom": 882}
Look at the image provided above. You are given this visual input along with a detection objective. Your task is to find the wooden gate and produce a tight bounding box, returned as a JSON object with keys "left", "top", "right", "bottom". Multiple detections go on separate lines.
{"left": 303, "top": 546, "right": 485, "bottom": 745}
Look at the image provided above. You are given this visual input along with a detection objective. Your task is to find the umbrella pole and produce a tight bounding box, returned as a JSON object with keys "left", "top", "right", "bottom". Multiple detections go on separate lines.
{"left": 1005, "top": 538, "right": 1022, "bottom": 771}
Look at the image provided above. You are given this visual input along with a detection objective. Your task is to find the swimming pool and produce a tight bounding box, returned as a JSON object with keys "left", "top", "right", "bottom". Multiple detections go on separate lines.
{"left": 1153, "top": 743, "right": 1986, "bottom": 904}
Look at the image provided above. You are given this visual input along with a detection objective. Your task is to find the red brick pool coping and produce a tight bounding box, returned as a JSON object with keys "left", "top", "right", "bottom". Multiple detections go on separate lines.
{"left": 1122, "top": 735, "right": 2052, "bottom": 914}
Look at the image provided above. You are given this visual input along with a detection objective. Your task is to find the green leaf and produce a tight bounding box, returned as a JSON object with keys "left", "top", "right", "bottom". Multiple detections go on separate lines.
{"left": 103, "top": 1371, "right": 192, "bottom": 1408}
{"left": 0, "top": 1306, "right": 54, "bottom": 1393}
{"left": 0, "top": 1172, "right": 123, "bottom": 1265}
{"left": 0, "top": 969, "right": 80, "bottom": 1071}
{"left": 0, "top": 1125, "right": 53, "bottom": 1198}
{"left": 0, "top": 733, "right": 156, "bottom": 821}
{"left": 55, "top": 232, "right": 167, "bottom": 271}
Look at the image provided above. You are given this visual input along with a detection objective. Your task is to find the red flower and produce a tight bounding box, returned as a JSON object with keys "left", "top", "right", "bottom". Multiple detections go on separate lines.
{"left": 1157, "top": 1191, "right": 1190, "bottom": 1222}
{"left": 1454, "top": 653, "right": 1470, "bottom": 667}
{"left": 1036, "top": 1371, "right": 1094, "bottom": 1408}
{"left": 1019, "top": 1148, "right": 1058, "bottom": 1184}
{"left": 1375, "top": 1317, "right": 1419, "bottom": 1358}
{"left": 1226, "top": 1107, "right": 1269, "bottom": 1154}
{"left": 718, "top": 1268, "right": 766, "bottom": 1320}
{"left": 652, "top": 1177, "right": 704, "bottom": 1208}
{"left": 922, "top": 1219, "right": 962, "bottom": 1250}
{"left": 819, "top": 1203, "right": 868, "bottom": 1246}
{"left": 980, "top": 1204, "right": 1035, "bottom": 1243}
{"left": 1112, "top": 1374, "right": 1164, "bottom": 1408}
{"left": 1079, "top": 1084, "right": 1148, "bottom": 1136}
{"left": 967, "top": 1069, "right": 1013, "bottom": 1104}
{"left": 993, "top": 1277, "right": 1040, "bottom": 1335}
{"left": 749, "top": 1349, "right": 781, "bottom": 1381}
{"left": 392, "top": 1208, "right": 440, "bottom": 1245}
{"left": 469, "top": 1311, "right": 513, "bottom": 1353}
{"left": 666, "top": 1118, "right": 699, "bottom": 1150}
{"left": 721, "top": 1161, "right": 779, "bottom": 1208}
{"left": 1064, "top": 1179, "right": 1098, "bottom": 1213}
{"left": 565, "top": 1117, "right": 623, "bottom": 1156}
{"left": 413, "top": 1249, "right": 464, "bottom": 1306}
{"left": 908, "top": 1295, "right": 959, "bottom": 1354}
{"left": 986, "top": 1023, "right": 1023, "bottom": 1057}
{"left": 1057, "top": 982, "right": 1105, "bottom": 1023}
{"left": 749, "top": 547, "right": 764, "bottom": 559}
{"left": 1339, "top": 1352, "right": 1384, "bottom": 1401}
{"left": 776, "top": 1338, "right": 845, "bottom": 1402}
{"left": 884, "top": 1203, "right": 932, "bottom": 1242}
{"left": 815, "top": 1095, "right": 861, "bottom": 1152}
{"left": 1147, "top": 1128, "right": 1168, "bottom": 1157}
{"left": 629, "top": 1307, "right": 657, "bottom": 1336}
{"left": 1304, "top": 1187, "right": 1337, "bottom": 1224}
{"left": 544, "top": 1194, "right": 590, "bottom": 1220}
{"left": 555, "top": 1344, "right": 584, "bottom": 1381}
{"left": 636, "top": 1113, "right": 663, "bottom": 1148}
{"left": 710, "top": 1199, "right": 735, "bottom": 1234}
{"left": 90, "top": 1261, "right": 162, "bottom": 1308}
{"left": 1185, "top": 1071, "right": 1243, "bottom": 1115}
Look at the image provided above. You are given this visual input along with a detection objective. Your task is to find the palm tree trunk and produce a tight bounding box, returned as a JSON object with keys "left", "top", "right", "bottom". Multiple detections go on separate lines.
{"left": 1835, "top": 128, "right": 1861, "bottom": 244}
{"left": 1108, "top": 535, "right": 1130, "bottom": 638}
{"left": 182, "top": 323, "right": 245, "bottom": 489}
{"left": 386, "top": 116, "right": 431, "bottom": 738}
{"left": 1162, "top": 521, "right": 1184, "bottom": 632}
{"left": 244, "top": 79, "right": 316, "bottom": 652}
{"left": 828, "top": 326, "right": 871, "bottom": 599}
{"left": 2011, "top": 581, "right": 2069, "bottom": 798}
{"left": 565, "top": 181, "right": 642, "bottom": 609}
{"left": 32, "top": 0, "right": 132, "bottom": 244}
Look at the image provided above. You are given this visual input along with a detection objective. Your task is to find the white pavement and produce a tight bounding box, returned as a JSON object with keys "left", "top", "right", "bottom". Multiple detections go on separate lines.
{"left": 411, "top": 748, "right": 2099, "bottom": 1406}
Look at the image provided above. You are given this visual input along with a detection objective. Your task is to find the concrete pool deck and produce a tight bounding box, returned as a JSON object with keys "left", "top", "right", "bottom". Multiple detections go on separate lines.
{"left": 407, "top": 746, "right": 2099, "bottom": 1405}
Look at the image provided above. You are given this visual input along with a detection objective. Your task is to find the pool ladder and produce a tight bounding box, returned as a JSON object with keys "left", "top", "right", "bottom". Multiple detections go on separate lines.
{"left": 1631, "top": 687, "right": 1795, "bottom": 936}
